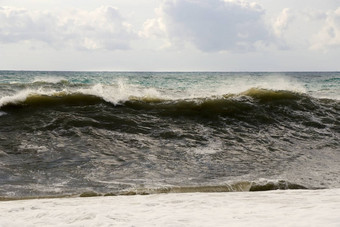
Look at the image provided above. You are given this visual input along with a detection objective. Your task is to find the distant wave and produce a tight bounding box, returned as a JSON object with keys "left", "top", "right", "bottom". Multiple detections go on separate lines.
{"left": 32, "top": 76, "right": 69, "bottom": 84}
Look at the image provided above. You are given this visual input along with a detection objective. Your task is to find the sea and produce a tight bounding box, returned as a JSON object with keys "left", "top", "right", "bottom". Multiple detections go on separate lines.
{"left": 0, "top": 71, "right": 339, "bottom": 200}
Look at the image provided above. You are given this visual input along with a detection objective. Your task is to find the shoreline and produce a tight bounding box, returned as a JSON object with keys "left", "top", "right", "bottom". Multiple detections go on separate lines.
{"left": 1, "top": 188, "right": 340, "bottom": 226}
{"left": 0, "top": 180, "right": 312, "bottom": 202}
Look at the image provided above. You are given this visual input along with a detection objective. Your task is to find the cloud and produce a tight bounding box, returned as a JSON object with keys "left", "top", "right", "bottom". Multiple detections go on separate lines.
{"left": 310, "top": 7, "right": 340, "bottom": 51}
{"left": 273, "top": 8, "right": 294, "bottom": 37}
{"left": 0, "top": 6, "right": 136, "bottom": 50}
{"left": 141, "top": 0, "right": 273, "bottom": 52}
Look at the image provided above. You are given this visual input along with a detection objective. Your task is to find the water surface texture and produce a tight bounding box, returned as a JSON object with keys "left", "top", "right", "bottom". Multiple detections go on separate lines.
{"left": 0, "top": 71, "right": 339, "bottom": 199}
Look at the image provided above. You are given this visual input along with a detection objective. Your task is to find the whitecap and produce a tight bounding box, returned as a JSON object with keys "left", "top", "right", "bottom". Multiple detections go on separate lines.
{"left": 33, "top": 76, "right": 68, "bottom": 84}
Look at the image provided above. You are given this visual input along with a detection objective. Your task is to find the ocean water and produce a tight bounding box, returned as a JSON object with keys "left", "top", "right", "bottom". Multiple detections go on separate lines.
{"left": 0, "top": 71, "right": 339, "bottom": 199}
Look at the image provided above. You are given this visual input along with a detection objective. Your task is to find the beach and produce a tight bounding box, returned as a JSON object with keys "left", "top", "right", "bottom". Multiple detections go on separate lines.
{"left": 1, "top": 189, "right": 340, "bottom": 226}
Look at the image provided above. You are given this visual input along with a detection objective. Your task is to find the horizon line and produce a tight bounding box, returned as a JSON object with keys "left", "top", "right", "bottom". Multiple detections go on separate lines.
{"left": 1, "top": 69, "right": 340, "bottom": 73}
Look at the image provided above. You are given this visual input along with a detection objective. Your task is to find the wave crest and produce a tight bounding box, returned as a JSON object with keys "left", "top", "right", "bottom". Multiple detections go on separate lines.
{"left": 0, "top": 87, "right": 332, "bottom": 110}
{"left": 241, "top": 88, "right": 302, "bottom": 101}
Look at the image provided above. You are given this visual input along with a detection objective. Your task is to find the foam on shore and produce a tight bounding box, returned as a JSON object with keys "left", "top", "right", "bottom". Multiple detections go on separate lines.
{"left": 0, "top": 189, "right": 339, "bottom": 227}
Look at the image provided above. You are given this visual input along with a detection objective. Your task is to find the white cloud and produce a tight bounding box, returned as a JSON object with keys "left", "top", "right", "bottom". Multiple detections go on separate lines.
{"left": 0, "top": 6, "right": 136, "bottom": 50}
{"left": 141, "top": 0, "right": 273, "bottom": 52}
{"left": 139, "top": 15, "right": 167, "bottom": 39}
{"left": 274, "top": 8, "right": 293, "bottom": 37}
{"left": 310, "top": 7, "right": 340, "bottom": 51}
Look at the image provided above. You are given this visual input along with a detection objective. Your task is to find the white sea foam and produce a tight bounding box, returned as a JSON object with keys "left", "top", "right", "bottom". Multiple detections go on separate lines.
{"left": 0, "top": 82, "right": 166, "bottom": 107}
{"left": 0, "top": 189, "right": 339, "bottom": 226}
{"left": 0, "top": 88, "right": 57, "bottom": 108}
{"left": 18, "top": 142, "right": 48, "bottom": 153}
{"left": 77, "top": 75, "right": 308, "bottom": 103}
{"left": 32, "top": 76, "right": 67, "bottom": 84}
{"left": 191, "top": 125, "right": 223, "bottom": 154}
{"left": 310, "top": 89, "right": 340, "bottom": 100}
{"left": 81, "top": 75, "right": 309, "bottom": 102}
{"left": 183, "top": 74, "right": 307, "bottom": 99}
{"left": 0, "top": 90, "right": 33, "bottom": 108}
{"left": 78, "top": 82, "right": 164, "bottom": 105}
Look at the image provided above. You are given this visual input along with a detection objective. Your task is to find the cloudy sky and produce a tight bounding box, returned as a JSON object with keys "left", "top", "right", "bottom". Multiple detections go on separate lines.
{"left": 0, "top": 0, "right": 339, "bottom": 71}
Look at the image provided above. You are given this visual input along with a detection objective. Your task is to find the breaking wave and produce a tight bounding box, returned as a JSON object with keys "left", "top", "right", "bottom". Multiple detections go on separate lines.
{"left": 0, "top": 86, "right": 334, "bottom": 108}
{"left": 1, "top": 72, "right": 339, "bottom": 200}
{"left": 1, "top": 88, "right": 338, "bottom": 123}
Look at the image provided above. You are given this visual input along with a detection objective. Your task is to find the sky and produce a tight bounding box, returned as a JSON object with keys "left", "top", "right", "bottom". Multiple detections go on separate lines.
{"left": 0, "top": 0, "right": 339, "bottom": 71}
